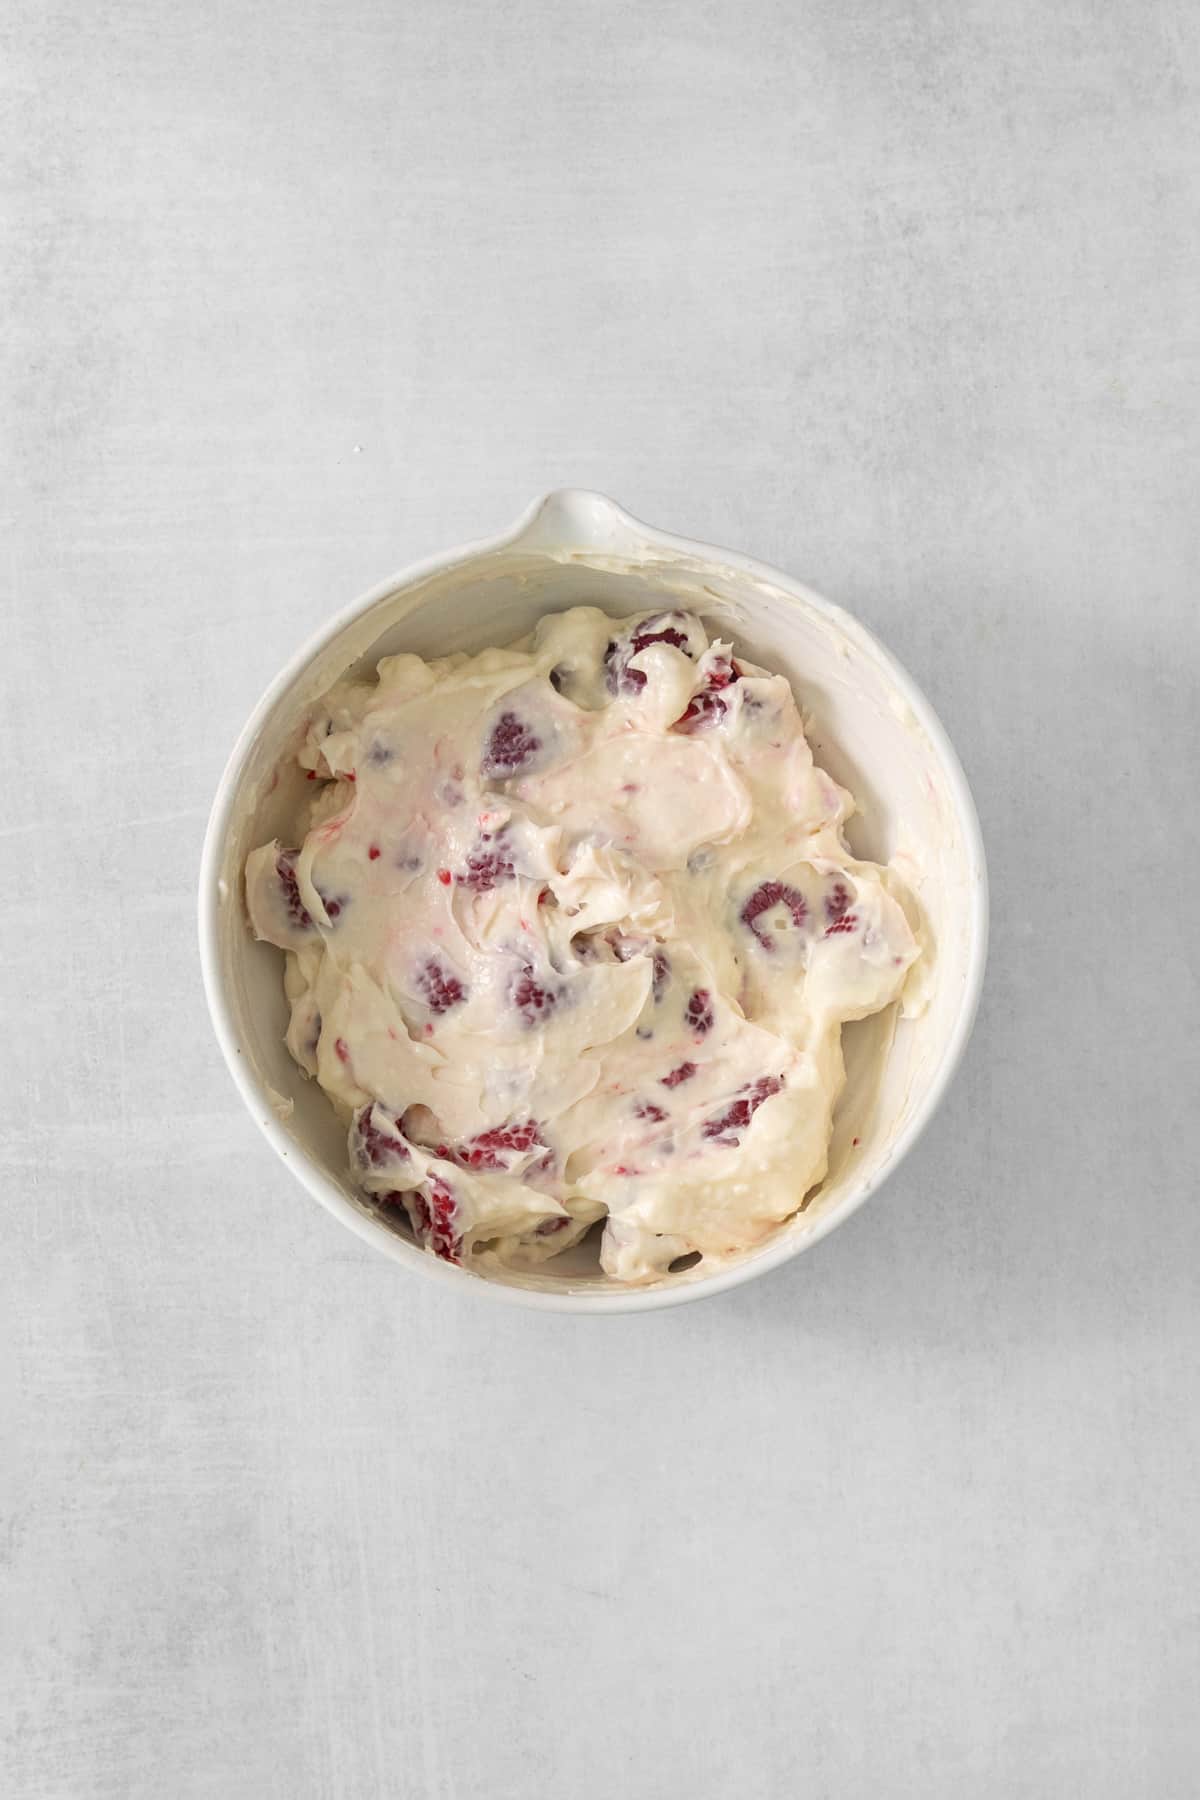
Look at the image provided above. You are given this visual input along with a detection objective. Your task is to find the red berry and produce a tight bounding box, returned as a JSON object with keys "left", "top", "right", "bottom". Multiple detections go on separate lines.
{"left": 604, "top": 618, "right": 695, "bottom": 696}
{"left": 510, "top": 964, "right": 558, "bottom": 1025}
{"left": 483, "top": 712, "right": 541, "bottom": 777}
{"left": 417, "top": 959, "right": 468, "bottom": 1014}
{"left": 630, "top": 624, "right": 690, "bottom": 656}
{"left": 661, "top": 1060, "right": 697, "bottom": 1088}
{"left": 335, "top": 1037, "right": 351, "bottom": 1064}
{"left": 824, "top": 914, "right": 859, "bottom": 937}
{"left": 739, "top": 880, "right": 808, "bottom": 951}
{"left": 635, "top": 1100, "right": 668, "bottom": 1122}
{"left": 702, "top": 1074, "right": 784, "bottom": 1143}
{"left": 453, "top": 1120, "right": 543, "bottom": 1170}
{"left": 672, "top": 657, "right": 741, "bottom": 733}
{"left": 276, "top": 849, "right": 313, "bottom": 930}
{"left": 673, "top": 689, "right": 728, "bottom": 733}
{"left": 535, "top": 1215, "right": 570, "bottom": 1236}
{"left": 685, "top": 988, "right": 714, "bottom": 1035}
{"left": 368, "top": 844, "right": 381, "bottom": 860}
{"left": 823, "top": 882, "right": 858, "bottom": 936}
{"left": 437, "top": 868, "right": 452, "bottom": 886}
{"left": 422, "top": 1176, "right": 461, "bottom": 1262}
{"left": 604, "top": 639, "right": 646, "bottom": 695}
{"left": 351, "top": 1104, "right": 411, "bottom": 1171}
{"left": 458, "top": 834, "right": 516, "bottom": 892}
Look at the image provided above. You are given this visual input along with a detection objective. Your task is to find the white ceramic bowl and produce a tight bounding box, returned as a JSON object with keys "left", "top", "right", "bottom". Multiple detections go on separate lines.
{"left": 199, "top": 491, "right": 987, "bottom": 1312}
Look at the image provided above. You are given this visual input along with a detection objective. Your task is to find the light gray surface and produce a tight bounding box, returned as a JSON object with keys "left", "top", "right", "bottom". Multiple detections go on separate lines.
{"left": 4, "top": 2, "right": 1199, "bottom": 1795}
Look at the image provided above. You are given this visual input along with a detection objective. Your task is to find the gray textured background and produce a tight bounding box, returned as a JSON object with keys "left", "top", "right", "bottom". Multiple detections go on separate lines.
{"left": 4, "top": 2, "right": 1199, "bottom": 1795}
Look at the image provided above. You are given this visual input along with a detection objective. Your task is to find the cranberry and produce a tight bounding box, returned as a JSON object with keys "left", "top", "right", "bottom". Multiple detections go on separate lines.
{"left": 417, "top": 959, "right": 467, "bottom": 1014}
{"left": 702, "top": 1074, "right": 784, "bottom": 1143}
{"left": 535, "top": 1215, "right": 571, "bottom": 1236}
{"left": 661, "top": 1060, "right": 697, "bottom": 1088}
{"left": 483, "top": 712, "right": 541, "bottom": 777}
{"left": 635, "top": 1100, "right": 668, "bottom": 1122}
{"left": 739, "top": 880, "right": 808, "bottom": 951}
{"left": 685, "top": 989, "right": 714, "bottom": 1035}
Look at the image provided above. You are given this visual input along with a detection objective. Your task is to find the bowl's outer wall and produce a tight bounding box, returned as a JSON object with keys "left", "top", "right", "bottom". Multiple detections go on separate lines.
{"left": 199, "top": 491, "right": 987, "bottom": 1312}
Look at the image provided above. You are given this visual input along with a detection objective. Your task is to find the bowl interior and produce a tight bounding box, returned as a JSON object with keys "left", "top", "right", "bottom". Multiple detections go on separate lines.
{"left": 207, "top": 522, "right": 982, "bottom": 1301}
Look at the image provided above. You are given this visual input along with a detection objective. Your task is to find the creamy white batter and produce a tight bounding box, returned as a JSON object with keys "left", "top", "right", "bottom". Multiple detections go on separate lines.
{"left": 245, "top": 606, "right": 919, "bottom": 1283}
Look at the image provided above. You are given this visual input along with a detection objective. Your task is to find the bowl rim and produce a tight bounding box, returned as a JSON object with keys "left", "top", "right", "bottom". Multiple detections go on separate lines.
{"left": 197, "top": 489, "right": 989, "bottom": 1314}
